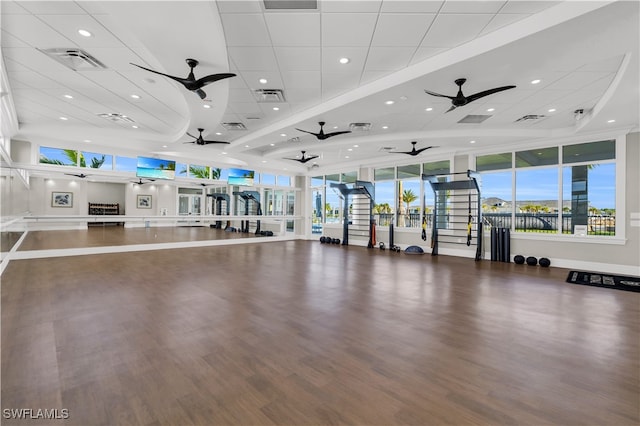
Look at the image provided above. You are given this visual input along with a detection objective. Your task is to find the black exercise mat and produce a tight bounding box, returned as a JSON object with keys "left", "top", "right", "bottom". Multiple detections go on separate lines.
{"left": 566, "top": 270, "right": 640, "bottom": 293}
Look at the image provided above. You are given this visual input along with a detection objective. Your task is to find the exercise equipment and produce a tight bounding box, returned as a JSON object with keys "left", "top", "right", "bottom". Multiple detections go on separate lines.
{"left": 539, "top": 257, "right": 551, "bottom": 267}
{"left": 320, "top": 236, "right": 326, "bottom": 243}
{"left": 514, "top": 255, "right": 525, "bottom": 264}
{"left": 424, "top": 170, "right": 482, "bottom": 261}
{"left": 390, "top": 245, "right": 401, "bottom": 252}
{"left": 405, "top": 245, "right": 424, "bottom": 254}
{"left": 379, "top": 242, "right": 386, "bottom": 250}
{"left": 490, "top": 227, "right": 511, "bottom": 262}
{"left": 207, "top": 193, "right": 230, "bottom": 229}
{"left": 421, "top": 190, "right": 427, "bottom": 241}
{"left": 526, "top": 256, "right": 538, "bottom": 266}
{"left": 233, "top": 190, "right": 262, "bottom": 235}
{"left": 330, "top": 180, "right": 374, "bottom": 246}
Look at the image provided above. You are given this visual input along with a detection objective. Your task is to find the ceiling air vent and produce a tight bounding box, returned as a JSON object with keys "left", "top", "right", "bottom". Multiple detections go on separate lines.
{"left": 40, "top": 48, "right": 107, "bottom": 71}
{"left": 253, "top": 89, "right": 285, "bottom": 103}
{"left": 458, "top": 114, "right": 491, "bottom": 124}
{"left": 515, "top": 114, "right": 546, "bottom": 122}
{"left": 379, "top": 146, "right": 396, "bottom": 152}
{"left": 222, "top": 122, "right": 247, "bottom": 130}
{"left": 349, "top": 122, "right": 371, "bottom": 132}
{"left": 264, "top": 0, "right": 317, "bottom": 10}
{"left": 97, "top": 113, "right": 134, "bottom": 123}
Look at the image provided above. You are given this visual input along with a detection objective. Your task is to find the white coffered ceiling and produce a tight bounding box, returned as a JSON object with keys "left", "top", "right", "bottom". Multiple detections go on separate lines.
{"left": 1, "top": 0, "right": 638, "bottom": 176}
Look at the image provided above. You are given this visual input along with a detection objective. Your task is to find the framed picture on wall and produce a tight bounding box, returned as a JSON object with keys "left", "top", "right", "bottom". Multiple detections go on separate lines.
{"left": 51, "top": 192, "right": 73, "bottom": 207}
{"left": 137, "top": 194, "right": 152, "bottom": 209}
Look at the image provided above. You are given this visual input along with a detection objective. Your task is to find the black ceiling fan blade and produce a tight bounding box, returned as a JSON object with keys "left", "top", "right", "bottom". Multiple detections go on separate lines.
{"left": 130, "top": 63, "right": 189, "bottom": 85}
{"left": 195, "top": 88, "right": 207, "bottom": 99}
{"left": 465, "top": 85, "right": 516, "bottom": 103}
{"left": 195, "top": 73, "right": 237, "bottom": 88}
{"left": 298, "top": 155, "right": 319, "bottom": 163}
{"left": 445, "top": 105, "right": 457, "bottom": 113}
{"left": 323, "top": 130, "right": 352, "bottom": 138}
{"left": 200, "top": 140, "right": 230, "bottom": 145}
{"left": 413, "top": 146, "right": 437, "bottom": 155}
{"left": 295, "top": 128, "right": 320, "bottom": 137}
{"left": 424, "top": 89, "right": 456, "bottom": 100}
{"left": 186, "top": 132, "right": 198, "bottom": 139}
{"left": 65, "top": 173, "right": 88, "bottom": 178}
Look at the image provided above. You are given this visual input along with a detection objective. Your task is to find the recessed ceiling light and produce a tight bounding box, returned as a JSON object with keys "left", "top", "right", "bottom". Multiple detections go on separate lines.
{"left": 280, "top": 133, "right": 287, "bottom": 137}
{"left": 353, "top": 145, "right": 359, "bottom": 148}
{"left": 333, "top": 126, "right": 338, "bottom": 129}
{"left": 59, "top": 116, "right": 68, "bottom": 120}
{"left": 203, "top": 104, "right": 211, "bottom": 109}
{"left": 245, "top": 145, "right": 250, "bottom": 148}
{"left": 270, "top": 143, "right": 275, "bottom": 146}
{"left": 347, "top": 148, "right": 353, "bottom": 152}
{"left": 64, "top": 94, "right": 73, "bottom": 99}
{"left": 345, "top": 155, "right": 350, "bottom": 159}
{"left": 222, "top": 152, "right": 227, "bottom": 155}
{"left": 548, "top": 108, "right": 556, "bottom": 112}
{"left": 425, "top": 107, "right": 433, "bottom": 111}
{"left": 339, "top": 57, "right": 350, "bottom": 64}
{"left": 162, "top": 145, "right": 167, "bottom": 148}
{"left": 487, "top": 108, "right": 495, "bottom": 112}
{"left": 273, "top": 107, "right": 279, "bottom": 111}
{"left": 262, "top": 160, "right": 267, "bottom": 163}
{"left": 382, "top": 125, "right": 389, "bottom": 129}
{"left": 607, "top": 119, "right": 616, "bottom": 123}
{"left": 470, "top": 140, "right": 476, "bottom": 144}
{"left": 83, "top": 139, "right": 91, "bottom": 143}
{"left": 130, "top": 94, "right": 140, "bottom": 99}
{"left": 385, "top": 100, "right": 394, "bottom": 105}
{"left": 531, "top": 79, "right": 541, "bottom": 84}
{"left": 132, "top": 125, "right": 138, "bottom": 129}
{"left": 259, "top": 78, "right": 267, "bottom": 84}
{"left": 215, "top": 132, "right": 222, "bottom": 135}
{"left": 78, "top": 29, "right": 92, "bottom": 37}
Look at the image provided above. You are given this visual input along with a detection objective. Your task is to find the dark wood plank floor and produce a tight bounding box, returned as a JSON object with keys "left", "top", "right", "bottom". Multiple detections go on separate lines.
{"left": 2, "top": 240, "right": 638, "bottom": 425}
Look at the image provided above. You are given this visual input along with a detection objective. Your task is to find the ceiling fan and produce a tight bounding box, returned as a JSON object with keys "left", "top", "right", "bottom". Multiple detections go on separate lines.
{"left": 284, "top": 151, "right": 319, "bottom": 164}
{"left": 65, "top": 173, "right": 89, "bottom": 178}
{"left": 183, "top": 128, "right": 230, "bottom": 145}
{"left": 424, "top": 78, "right": 516, "bottom": 112}
{"left": 295, "top": 121, "right": 351, "bottom": 140}
{"left": 131, "top": 178, "right": 155, "bottom": 185}
{"left": 389, "top": 141, "right": 437, "bottom": 156}
{"left": 131, "top": 58, "right": 236, "bottom": 100}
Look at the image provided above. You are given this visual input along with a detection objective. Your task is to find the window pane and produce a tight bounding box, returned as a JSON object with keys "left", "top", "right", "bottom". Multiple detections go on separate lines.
{"left": 312, "top": 188, "right": 323, "bottom": 233}
{"left": 374, "top": 167, "right": 394, "bottom": 181}
{"left": 115, "top": 156, "right": 137, "bottom": 172}
{"left": 261, "top": 174, "right": 275, "bottom": 185}
{"left": 39, "top": 147, "right": 76, "bottom": 166}
{"left": 373, "top": 181, "right": 395, "bottom": 226}
{"left": 176, "top": 163, "right": 188, "bottom": 177}
{"left": 341, "top": 171, "right": 357, "bottom": 183}
{"left": 80, "top": 151, "right": 112, "bottom": 169}
{"left": 210, "top": 167, "right": 222, "bottom": 180}
{"left": 277, "top": 175, "right": 290, "bottom": 186}
{"left": 311, "top": 176, "right": 323, "bottom": 186}
{"left": 562, "top": 163, "right": 615, "bottom": 235}
{"left": 515, "top": 168, "right": 558, "bottom": 233}
{"left": 563, "top": 140, "right": 615, "bottom": 164}
{"left": 477, "top": 152, "right": 512, "bottom": 172}
{"left": 423, "top": 160, "right": 450, "bottom": 177}
{"left": 219, "top": 169, "right": 229, "bottom": 180}
{"left": 480, "top": 171, "right": 512, "bottom": 229}
{"left": 397, "top": 164, "right": 420, "bottom": 179}
{"left": 398, "top": 179, "right": 420, "bottom": 228}
{"left": 188, "top": 165, "right": 210, "bottom": 179}
{"left": 516, "top": 147, "right": 558, "bottom": 168}
{"left": 326, "top": 174, "right": 342, "bottom": 223}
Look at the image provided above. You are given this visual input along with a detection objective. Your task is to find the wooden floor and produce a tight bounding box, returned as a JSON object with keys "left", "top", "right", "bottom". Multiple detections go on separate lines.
{"left": 2, "top": 237, "right": 639, "bottom": 425}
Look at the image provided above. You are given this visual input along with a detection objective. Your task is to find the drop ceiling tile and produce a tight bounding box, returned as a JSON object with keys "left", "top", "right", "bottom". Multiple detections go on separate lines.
{"left": 440, "top": 1, "right": 507, "bottom": 14}
{"left": 500, "top": 1, "right": 560, "bottom": 14}
{"left": 0, "top": 30, "right": 30, "bottom": 48}
{"left": 579, "top": 55, "right": 625, "bottom": 72}
{"left": 18, "top": 1, "right": 87, "bottom": 14}
{"left": 1, "top": 14, "right": 74, "bottom": 48}
{"left": 8, "top": 71, "right": 63, "bottom": 89}
{"left": 274, "top": 47, "right": 320, "bottom": 71}
{"left": 321, "top": 47, "right": 368, "bottom": 73}
{"left": 360, "top": 70, "right": 393, "bottom": 85}
{"left": 0, "top": 1, "right": 30, "bottom": 14}
{"left": 229, "top": 88, "right": 259, "bottom": 103}
{"left": 421, "top": 14, "right": 494, "bottom": 47}
{"left": 365, "top": 47, "right": 415, "bottom": 71}
{"left": 221, "top": 14, "right": 271, "bottom": 46}
{"left": 227, "top": 47, "right": 279, "bottom": 70}
{"left": 380, "top": 1, "right": 444, "bottom": 13}
{"left": 321, "top": 13, "right": 378, "bottom": 46}
{"left": 264, "top": 13, "right": 320, "bottom": 46}
{"left": 545, "top": 71, "right": 612, "bottom": 91}
{"left": 285, "top": 87, "right": 322, "bottom": 103}
{"left": 479, "top": 13, "right": 529, "bottom": 35}
{"left": 281, "top": 70, "right": 321, "bottom": 89}
{"left": 216, "top": 0, "right": 264, "bottom": 13}
{"left": 371, "top": 13, "right": 436, "bottom": 46}
{"left": 320, "top": 1, "right": 381, "bottom": 13}
{"left": 322, "top": 72, "right": 361, "bottom": 90}
{"left": 229, "top": 102, "right": 263, "bottom": 115}
{"left": 38, "top": 15, "right": 124, "bottom": 48}
{"left": 239, "top": 71, "right": 284, "bottom": 90}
